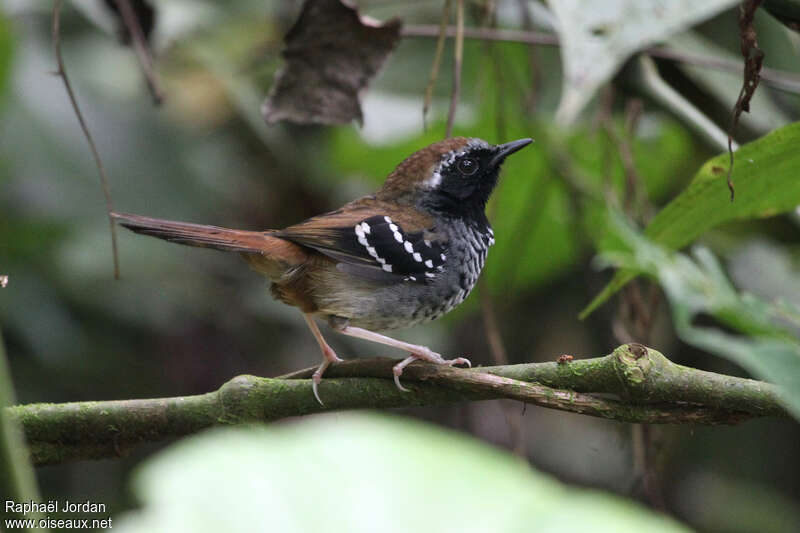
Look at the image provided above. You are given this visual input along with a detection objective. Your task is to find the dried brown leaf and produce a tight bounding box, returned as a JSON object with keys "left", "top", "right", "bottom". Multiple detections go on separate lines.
{"left": 262, "top": 0, "right": 402, "bottom": 126}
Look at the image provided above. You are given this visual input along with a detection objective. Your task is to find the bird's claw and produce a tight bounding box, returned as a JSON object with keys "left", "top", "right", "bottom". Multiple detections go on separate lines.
{"left": 392, "top": 355, "right": 418, "bottom": 393}
{"left": 391, "top": 354, "right": 470, "bottom": 392}
{"left": 311, "top": 352, "right": 341, "bottom": 407}
{"left": 393, "top": 372, "right": 411, "bottom": 392}
{"left": 446, "top": 357, "right": 471, "bottom": 368}
{"left": 312, "top": 371, "right": 325, "bottom": 406}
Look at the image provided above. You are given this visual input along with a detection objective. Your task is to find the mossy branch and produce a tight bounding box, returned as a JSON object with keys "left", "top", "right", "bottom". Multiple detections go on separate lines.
{"left": 6, "top": 344, "right": 790, "bottom": 466}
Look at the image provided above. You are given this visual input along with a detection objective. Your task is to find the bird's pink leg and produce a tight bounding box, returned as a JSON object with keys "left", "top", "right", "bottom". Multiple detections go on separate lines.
{"left": 334, "top": 326, "right": 470, "bottom": 391}
{"left": 303, "top": 313, "right": 342, "bottom": 405}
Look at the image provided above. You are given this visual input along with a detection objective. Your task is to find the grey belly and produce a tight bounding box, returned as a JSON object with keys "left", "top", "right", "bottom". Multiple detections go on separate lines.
{"left": 311, "top": 267, "right": 473, "bottom": 331}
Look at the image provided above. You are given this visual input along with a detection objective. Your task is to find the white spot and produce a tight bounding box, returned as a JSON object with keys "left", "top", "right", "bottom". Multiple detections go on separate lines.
{"left": 382, "top": 264, "right": 393, "bottom": 272}
{"left": 408, "top": 275, "right": 417, "bottom": 281}
{"left": 488, "top": 227, "right": 494, "bottom": 236}
{"left": 355, "top": 224, "right": 364, "bottom": 238}
{"left": 424, "top": 171, "right": 442, "bottom": 189}
{"left": 412, "top": 252, "right": 422, "bottom": 262}
{"left": 361, "top": 222, "right": 371, "bottom": 234}
{"left": 389, "top": 223, "right": 399, "bottom": 232}
{"left": 384, "top": 216, "right": 392, "bottom": 223}
{"left": 358, "top": 235, "right": 369, "bottom": 247}
{"left": 366, "top": 246, "right": 379, "bottom": 259}
{"left": 404, "top": 241, "right": 414, "bottom": 253}
{"left": 424, "top": 240, "right": 432, "bottom": 247}
{"left": 393, "top": 231, "right": 403, "bottom": 243}
{"left": 425, "top": 272, "right": 436, "bottom": 278}
{"left": 440, "top": 254, "right": 446, "bottom": 261}
{"left": 488, "top": 237, "right": 495, "bottom": 246}
{"left": 425, "top": 259, "right": 433, "bottom": 268}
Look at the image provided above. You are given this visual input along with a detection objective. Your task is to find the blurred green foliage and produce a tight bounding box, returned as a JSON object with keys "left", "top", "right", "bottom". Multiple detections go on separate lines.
{"left": 584, "top": 121, "right": 800, "bottom": 317}
{"left": 0, "top": 12, "right": 12, "bottom": 98}
{"left": 600, "top": 214, "right": 800, "bottom": 418}
{"left": 114, "top": 414, "right": 689, "bottom": 533}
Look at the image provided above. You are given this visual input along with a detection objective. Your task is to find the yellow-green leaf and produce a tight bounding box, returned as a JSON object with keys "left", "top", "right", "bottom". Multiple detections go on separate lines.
{"left": 581, "top": 121, "right": 800, "bottom": 319}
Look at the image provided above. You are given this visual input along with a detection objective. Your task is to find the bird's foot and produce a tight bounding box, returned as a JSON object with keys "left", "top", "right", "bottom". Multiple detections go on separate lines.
{"left": 391, "top": 351, "right": 471, "bottom": 392}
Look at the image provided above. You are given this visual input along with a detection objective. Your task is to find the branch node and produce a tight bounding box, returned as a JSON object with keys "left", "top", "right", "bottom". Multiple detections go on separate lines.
{"left": 613, "top": 344, "right": 660, "bottom": 399}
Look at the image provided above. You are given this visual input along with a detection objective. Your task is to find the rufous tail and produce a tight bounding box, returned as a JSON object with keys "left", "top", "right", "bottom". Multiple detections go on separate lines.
{"left": 111, "top": 212, "right": 276, "bottom": 254}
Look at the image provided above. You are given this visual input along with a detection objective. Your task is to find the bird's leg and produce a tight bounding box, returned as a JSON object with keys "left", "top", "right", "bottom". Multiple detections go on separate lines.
{"left": 333, "top": 325, "right": 470, "bottom": 391}
{"left": 303, "top": 313, "right": 342, "bottom": 406}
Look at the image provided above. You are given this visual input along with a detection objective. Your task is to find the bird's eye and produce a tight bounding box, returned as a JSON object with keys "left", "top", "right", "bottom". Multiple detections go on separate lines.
{"left": 457, "top": 158, "right": 479, "bottom": 176}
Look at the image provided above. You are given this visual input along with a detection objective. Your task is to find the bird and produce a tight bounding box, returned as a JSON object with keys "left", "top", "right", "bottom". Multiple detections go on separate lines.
{"left": 112, "top": 136, "right": 532, "bottom": 404}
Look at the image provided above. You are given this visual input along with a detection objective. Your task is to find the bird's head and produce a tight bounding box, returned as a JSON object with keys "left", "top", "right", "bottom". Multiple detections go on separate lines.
{"left": 378, "top": 137, "right": 533, "bottom": 217}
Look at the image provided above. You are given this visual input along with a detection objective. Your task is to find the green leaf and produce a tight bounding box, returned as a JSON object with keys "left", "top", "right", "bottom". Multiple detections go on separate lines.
{"left": 581, "top": 121, "right": 800, "bottom": 319}
{"left": 114, "top": 414, "right": 689, "bottom": 533}
{"left": 0, "top": 332, "right": 45, "bottom": 528}
{"left": 597, "top": 215, "right": 800, "bottom": 419}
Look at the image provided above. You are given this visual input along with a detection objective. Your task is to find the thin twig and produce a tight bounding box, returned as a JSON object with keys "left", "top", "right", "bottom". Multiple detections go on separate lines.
{"left": 517, "top": 0, "right": 541, "bottom": 113}
{"left": 401, "top": 25, "right": 800, "bottom": 94}
{"left": 422, "top": 0, "right": 451, "bottom": 129}
{"left": 402, "top": 24, "right": 559, "bottom": 46}
{"left": 603, "top": 98, "right": 646, "bottom": 218}
{"left": 112, "top": 0, "right": 163, "bottom": 104}
{"left": 605, "top": 98, "right": 664, "bottom": 507}
{"left": 444, "top": 0, "right": 464, "bottom": 137}
{"left": 645, "top": 48, "right": 800, "bottom": 93}
{"left": 727, "top": 0, "right": 766, "bottom": 202}
{"left": 628, "top": 56, "right": 734, "bottom": 153}
{"left": 478, "top": 279, "right": 508, "bottom": 366}
{"left": 475, "top": 10, "right": 524, "bottom": 453}
{"left": 479, "top": 277, "right": 527, "bottom": 457}
{"left": 52, "top": 0, "right": 120, "bottom": 279}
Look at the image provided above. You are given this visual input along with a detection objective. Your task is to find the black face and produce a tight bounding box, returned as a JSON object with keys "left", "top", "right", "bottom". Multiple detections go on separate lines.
{"left": 423, "top": 138, "right": 532, "bottom": 218}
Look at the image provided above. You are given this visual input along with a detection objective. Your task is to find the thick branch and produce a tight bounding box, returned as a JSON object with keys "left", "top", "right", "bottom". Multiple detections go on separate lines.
{"left": 7, "top": 345, "right": 789, "bottom": 466}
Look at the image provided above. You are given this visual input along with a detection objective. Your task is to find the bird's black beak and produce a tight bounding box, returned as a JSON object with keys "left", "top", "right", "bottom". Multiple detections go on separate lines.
{"left": 490, "top": 138, "right": 533, "bottom": 168}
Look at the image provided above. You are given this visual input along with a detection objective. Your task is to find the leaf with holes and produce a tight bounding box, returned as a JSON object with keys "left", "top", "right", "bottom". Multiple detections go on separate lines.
{"left": 548, "top": 0, "right": 739, "bottom": 123}
{"left": 262, "top": 0, "right": 402, "bottom": 126}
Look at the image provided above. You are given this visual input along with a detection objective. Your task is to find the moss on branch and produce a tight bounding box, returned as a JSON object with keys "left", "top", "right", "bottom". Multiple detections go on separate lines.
{"left": 6, "top": 344, "right": 789, "bottom": 466}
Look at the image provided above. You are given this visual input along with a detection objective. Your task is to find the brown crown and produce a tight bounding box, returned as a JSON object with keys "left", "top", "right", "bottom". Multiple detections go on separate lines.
{"left": 378, "top": 137, "right": 481, "bottom": 199}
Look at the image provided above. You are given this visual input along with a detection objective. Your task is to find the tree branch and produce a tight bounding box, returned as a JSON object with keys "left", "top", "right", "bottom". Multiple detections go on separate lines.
{"left": 7, "top": 344, "right": 789, "bottom": 466}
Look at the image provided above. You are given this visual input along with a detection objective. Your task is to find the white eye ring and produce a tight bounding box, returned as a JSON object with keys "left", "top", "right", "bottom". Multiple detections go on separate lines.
{"left": 457, "top": 158, "right": 479, "bottom": 176}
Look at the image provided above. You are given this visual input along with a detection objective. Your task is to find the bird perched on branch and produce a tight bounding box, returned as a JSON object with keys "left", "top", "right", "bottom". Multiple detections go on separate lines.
{"left": 112, "top": 136, "right": 532, "bottom": 404}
